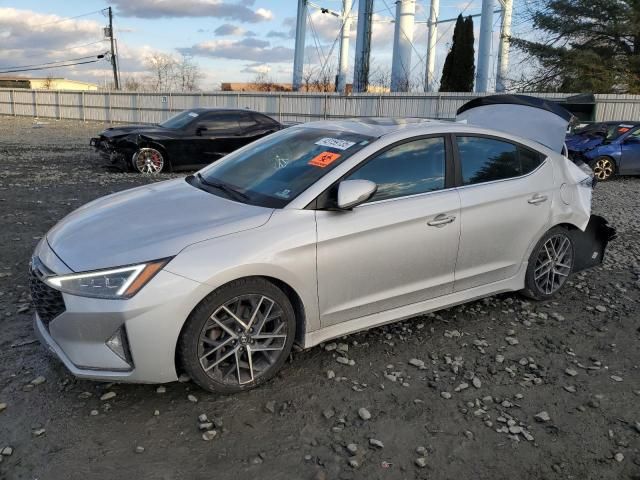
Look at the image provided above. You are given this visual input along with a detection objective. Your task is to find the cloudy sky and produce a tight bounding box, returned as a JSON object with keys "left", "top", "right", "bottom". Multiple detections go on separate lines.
{"left": 0, "top": 0, "right": 516, "bottom": 90}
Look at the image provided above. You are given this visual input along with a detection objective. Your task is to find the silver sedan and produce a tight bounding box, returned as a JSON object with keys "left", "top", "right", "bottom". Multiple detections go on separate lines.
{"left": 31, "top": 96, "right": 614, "bottom": 393}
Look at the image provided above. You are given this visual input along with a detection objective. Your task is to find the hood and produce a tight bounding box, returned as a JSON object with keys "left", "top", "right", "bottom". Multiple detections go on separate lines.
{"left": 567, "top": 135, "right": 606, "bottom": 152}
{"left": 101, "top": 124, "right": 171, "bottom": 138}
{"left": 46, "top": 179, "right": 273, "bottom": 272}
{"left": 457, "top": 95, "right": 573, "bottom": 153}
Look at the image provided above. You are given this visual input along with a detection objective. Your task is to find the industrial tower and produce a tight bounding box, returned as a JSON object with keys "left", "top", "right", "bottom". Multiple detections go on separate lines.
{"left": 292, "top": 0, "right": 513, "bottom": 93}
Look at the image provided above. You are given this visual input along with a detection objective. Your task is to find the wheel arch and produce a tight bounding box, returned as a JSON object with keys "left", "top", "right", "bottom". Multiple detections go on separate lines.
{"left": 173, "top": 274, "right": 308, "bottom": 376}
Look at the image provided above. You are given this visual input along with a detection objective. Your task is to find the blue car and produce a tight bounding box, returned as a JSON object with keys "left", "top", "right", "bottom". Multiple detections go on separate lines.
{"left": 570, "top": 122, "right": 640, "bottom": 180}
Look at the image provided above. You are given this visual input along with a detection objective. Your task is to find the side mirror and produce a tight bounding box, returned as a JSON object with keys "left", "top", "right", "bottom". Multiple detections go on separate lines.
{"left": 196, "top": 125, "right": 208, "bottom": 135}
{"left": 336, "top": 180, "right": 377, "bottom": 210}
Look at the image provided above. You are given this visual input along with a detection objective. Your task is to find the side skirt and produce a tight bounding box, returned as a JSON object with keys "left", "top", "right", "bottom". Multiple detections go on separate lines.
{"left": 303, "top": 269, "right": 526, "bottom": 349}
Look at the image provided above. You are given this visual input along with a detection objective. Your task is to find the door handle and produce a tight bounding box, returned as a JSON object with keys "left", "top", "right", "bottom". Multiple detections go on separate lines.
{"left": 428, "top": 214, "right": 456, "bottom": 227}
{"left": 528, "top": 194, "right": 548, "bottom": 205}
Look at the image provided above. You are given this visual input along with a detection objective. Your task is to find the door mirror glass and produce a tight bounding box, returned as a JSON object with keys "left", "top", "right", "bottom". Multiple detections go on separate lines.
{"left": 337, "top": 180, "right": 377, "bottom": 210}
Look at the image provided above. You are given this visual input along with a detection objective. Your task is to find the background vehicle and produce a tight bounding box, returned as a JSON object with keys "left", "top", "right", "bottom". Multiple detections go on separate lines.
{"left": 90, "top": 108, "right": 283, "bottom": 174}
{"left": 565, "top": 121, "right": 640, "bottom": 180}
{"left": 33, "top": 96, "right": 614, "bottom": 394}
{"left": 576, "top": 123, "right": 640, "bottom": 180}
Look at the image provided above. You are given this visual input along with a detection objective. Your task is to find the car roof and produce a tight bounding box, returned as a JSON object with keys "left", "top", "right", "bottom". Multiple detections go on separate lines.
{"left": 296, "top": 117, "right": 560, "bottom": 155}
{"left": 186, "top": 107, "right": 265, "bottom": 115}
{"left": 298, "top": 117, "right": 447, "bottom": 137}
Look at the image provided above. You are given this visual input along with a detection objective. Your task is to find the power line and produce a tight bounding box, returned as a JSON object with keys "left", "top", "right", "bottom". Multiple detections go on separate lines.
{"left": 0, "top": 54, "right": 107, "bottom": 71}
{"left": 307, "top": 12, "right": 328, "bottom": 68}
{"left": 380, "top": 0, "right": 426, "bottom": 80}
{"left": 26, "top": 9, "right": 107, "bottom": 29}
{"left": 12, "top": 40, "right": 109, "bottom": 60}
{"left": 318, "top": 2, "right": 355, "bottom": 79}
{"left": 0, "top": 58, "right": 105, "bottom": 74}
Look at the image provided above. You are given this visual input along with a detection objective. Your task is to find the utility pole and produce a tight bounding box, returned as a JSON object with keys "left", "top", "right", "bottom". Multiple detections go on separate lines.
{"left": 107, "top": 6, "right": 120, "bottom": 90}
{"left": 390, "top": 0, "right": 416, "bottom": 92}
{"left": 475, "top": 0, "right": 495, "bottom": 92}
{"left": 292, "top": 0, "right": 307, "bottom": 91}
{"left": 353, "top": 0, "right": 374, "bottom": 92}
{"left": 495, "top": 0, "right": 513, "bottom": 92}
{"left": 424, "top": 0, "right": 440, "bottom": 92}
{"left": 336, "top": 0, "right": 352, "bottom": 94}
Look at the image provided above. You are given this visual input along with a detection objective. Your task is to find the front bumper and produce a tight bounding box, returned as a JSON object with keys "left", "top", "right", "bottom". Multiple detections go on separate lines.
{"left": 31, "top": 243, "right": 211, "bottom": 383}
{"left": 90, "top": 136, "right": 128, "bottom": 167}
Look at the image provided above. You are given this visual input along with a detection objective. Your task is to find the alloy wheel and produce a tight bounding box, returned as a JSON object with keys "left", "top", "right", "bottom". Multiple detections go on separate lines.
{"left": 592, "top": 158, "right": 614, "bottom": 181}
{"left": 533, "top": 234, "right": 573, "bottom": 295}
{"left": 133, "top": 148, "right": 164, "bottom": 174}
{"left": 197, "top": 294, "right": 288, "bottom": 386}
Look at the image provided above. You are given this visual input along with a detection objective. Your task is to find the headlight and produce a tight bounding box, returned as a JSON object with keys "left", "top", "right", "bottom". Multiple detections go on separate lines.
{"left": 44, "top": 259, "right": 170, "bottom": 299}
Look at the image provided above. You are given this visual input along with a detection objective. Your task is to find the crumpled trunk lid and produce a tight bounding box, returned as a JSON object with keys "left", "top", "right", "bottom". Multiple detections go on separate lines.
{"left": 456, "top": 94, "right": 573, "bottom": 154}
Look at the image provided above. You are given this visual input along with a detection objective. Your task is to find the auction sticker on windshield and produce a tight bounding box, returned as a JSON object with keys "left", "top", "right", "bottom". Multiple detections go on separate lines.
{"left": 309, "top": 151, "right": 341, "bottom": 168}
{"left": 188, "top": 112, "right": 199, "bottom": 117}
{"left": 314, "top": 138, "right": 356, "bottom": 150}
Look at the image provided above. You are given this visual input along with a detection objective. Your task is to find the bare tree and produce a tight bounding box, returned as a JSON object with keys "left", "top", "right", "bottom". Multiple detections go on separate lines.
{"left": 249, "top": 71, "right": 290, "bottom": 92}
{"left": 302, "top": 66, "right": 317, "bottom": 92}
{"left": 176, "top": 54, "right": 203, "bottom": 92}
{"left": 143, "top": 53, "right": 203, "bottom": 92}
{"left": 122, "top": 75, "right": 143, "bottom": 91}
{"left": 42, "top": 76, "right": 54, "bottom": 90}
{"left": 369, "top": 63, "right": 392, "bottom": 92}
{"left": 144, "top": 53, "right": 177, "bottom": 91}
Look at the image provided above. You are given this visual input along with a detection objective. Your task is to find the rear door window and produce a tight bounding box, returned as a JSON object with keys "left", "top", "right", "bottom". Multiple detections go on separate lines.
{"left": 456, "top": 136, "right": 543, "bottom": 185}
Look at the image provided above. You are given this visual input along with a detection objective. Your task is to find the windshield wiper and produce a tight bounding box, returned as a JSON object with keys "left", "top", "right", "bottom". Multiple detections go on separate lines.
{"left": 196, "top": 173, "right": 250, "bottom": 202}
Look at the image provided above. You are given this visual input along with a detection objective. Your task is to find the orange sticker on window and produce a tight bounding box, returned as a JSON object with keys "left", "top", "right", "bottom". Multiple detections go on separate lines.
{"left": 308, "top": 151, "right": 341, "bottom": 168}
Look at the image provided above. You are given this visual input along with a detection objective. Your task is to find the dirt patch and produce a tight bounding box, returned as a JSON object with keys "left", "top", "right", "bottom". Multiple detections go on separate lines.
{"left": 0, "top": 115, "right": 638, "bottom": 480}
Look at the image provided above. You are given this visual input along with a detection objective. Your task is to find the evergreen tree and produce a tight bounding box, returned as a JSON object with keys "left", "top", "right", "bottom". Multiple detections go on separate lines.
{"left": 439, "top": 15, "right": 476, "bottom": 92}
{"left": 513, "top": 0, "right": 640, "bottom": 93}
{"left": 460, "top": 16, "right": 476, "bottom": 91}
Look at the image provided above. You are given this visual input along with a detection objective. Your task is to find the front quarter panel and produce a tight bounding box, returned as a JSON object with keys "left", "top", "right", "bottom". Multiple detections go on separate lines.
{"left": 164, "top": 209, "right": 320, "bottom": 336}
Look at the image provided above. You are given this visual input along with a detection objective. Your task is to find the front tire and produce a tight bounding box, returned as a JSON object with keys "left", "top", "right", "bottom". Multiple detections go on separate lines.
{"left": 590, "top": 156, "right": 615, "bottom": 181}
{"left": 522, "top": 227, "right": 574, "bottom": 301}
{"left": 132, "top": 147, "right": 166, "bottom": 174}
{"left": 178, "top": 278, "right": 296, "bottom": 394}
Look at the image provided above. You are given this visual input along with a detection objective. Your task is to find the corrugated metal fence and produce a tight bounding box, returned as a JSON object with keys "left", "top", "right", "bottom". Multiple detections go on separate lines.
{"left": 1, "top": 89, "right": 639, "bottom": 124}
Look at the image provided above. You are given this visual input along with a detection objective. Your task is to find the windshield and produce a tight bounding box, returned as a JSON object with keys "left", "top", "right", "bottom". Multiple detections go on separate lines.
{"left": 193, "top": 127, "right": 374, "bottom": 208}
{"left": 159, "top": 110, "right": 199, "bottom": 129}
{"left": 573, "top": 123, "right": 634, "bottom": 141}
{"left": 607, "top": 124, "right": 635, "bottom": 140}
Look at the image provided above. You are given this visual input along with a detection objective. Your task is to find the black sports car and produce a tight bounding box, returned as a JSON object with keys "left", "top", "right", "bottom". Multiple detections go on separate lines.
{"left": 90, "top": 108, "right": 284, "bottom": 173}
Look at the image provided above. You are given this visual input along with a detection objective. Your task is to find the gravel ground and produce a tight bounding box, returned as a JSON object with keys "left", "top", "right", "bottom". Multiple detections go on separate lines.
{"left": 0, "top": 115, "right": 639, "bottom": 480}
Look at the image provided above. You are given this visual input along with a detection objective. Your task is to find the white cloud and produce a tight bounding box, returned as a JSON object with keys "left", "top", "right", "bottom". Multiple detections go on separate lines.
{"left": 112, "top": 0, "right": 273, "bottom": 22}
{"left": 0, "top": 8, "right": 169, "bottom": 87}
{"left": 0, "top": 8, "right": 103, "bottom": 53}
{"left": 241, "top": 62, "right": 271, "bottom": 74}
{"left": 266, "top": 30, "right": 290, "bottom": 40}
{"left": 214, "top": 23, "right": 246, "bottom": 35}
{"left": 181, "top": 37, "right": 293, "bottom": 62}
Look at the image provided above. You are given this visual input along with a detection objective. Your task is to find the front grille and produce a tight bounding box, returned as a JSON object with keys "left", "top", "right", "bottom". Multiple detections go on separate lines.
{"left": 29, "top": 263, "right": 65, "bottom": 329}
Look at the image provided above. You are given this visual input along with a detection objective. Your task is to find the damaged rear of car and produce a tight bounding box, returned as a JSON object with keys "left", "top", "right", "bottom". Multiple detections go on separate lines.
{"left": 90, "top": 108, "right": 284, "bottom": 174}
{"left": 457, "top": 94, "right": 616, "bottom": 278}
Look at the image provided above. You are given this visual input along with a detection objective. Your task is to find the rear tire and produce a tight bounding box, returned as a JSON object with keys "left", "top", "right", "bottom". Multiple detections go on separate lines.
{"left": 590, "top": 156, "right": 615, "bottom": 181}
{"left": 522, "top": 227, "right": 574, "bottom": 301}
{"left": 178, "top": 278, "right": 296, "bottom": 394}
